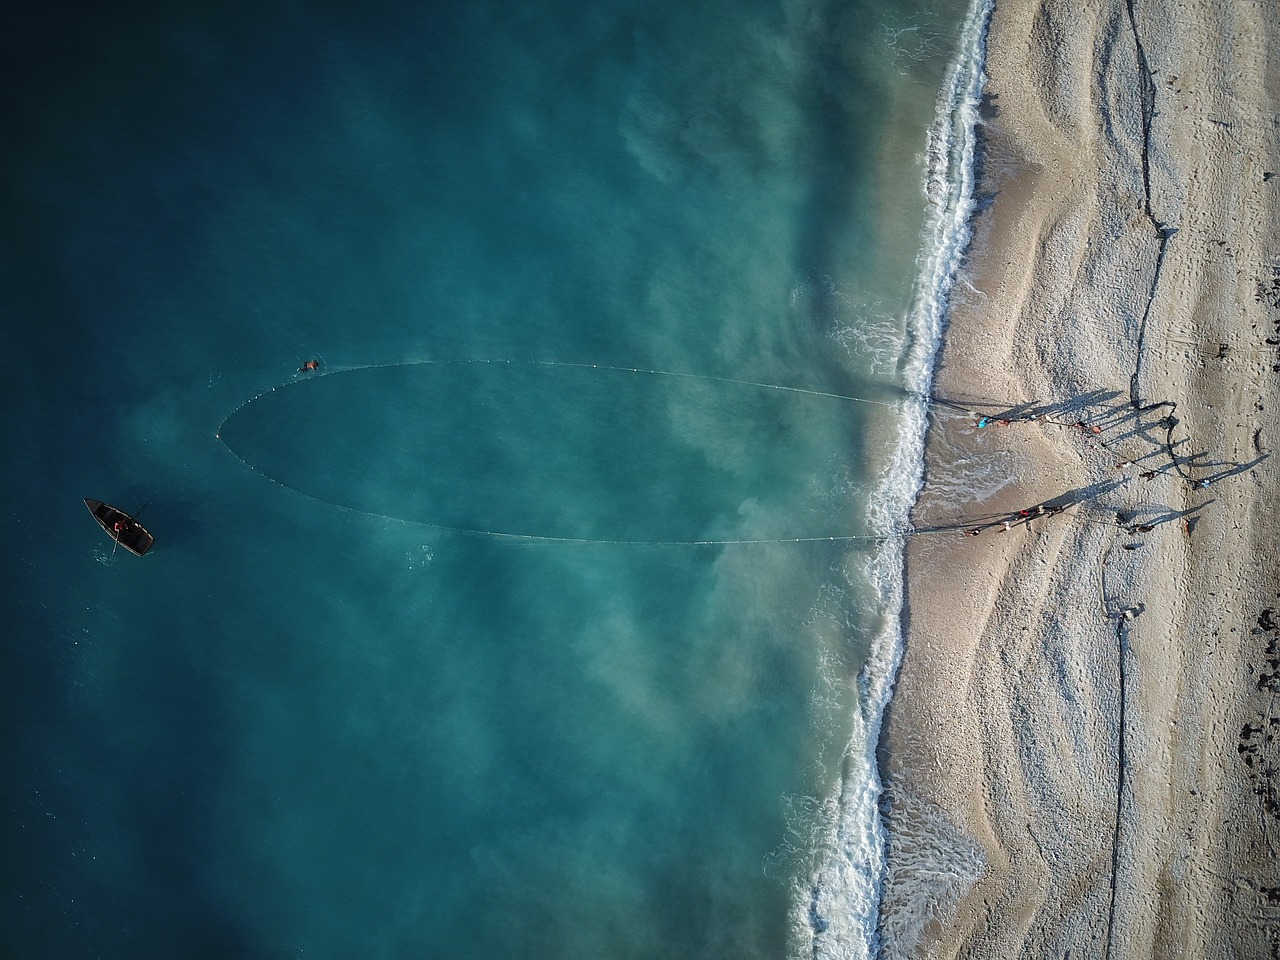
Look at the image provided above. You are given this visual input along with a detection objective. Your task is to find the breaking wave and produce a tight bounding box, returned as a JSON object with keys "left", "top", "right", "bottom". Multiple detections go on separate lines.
{"left": 794, "top": 0, "right": 992, "bottom": 955}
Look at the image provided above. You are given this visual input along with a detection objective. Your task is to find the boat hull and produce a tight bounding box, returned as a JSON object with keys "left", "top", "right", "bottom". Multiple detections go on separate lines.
{"left": 84, "top": 499, "right": 155, "bottom": 557}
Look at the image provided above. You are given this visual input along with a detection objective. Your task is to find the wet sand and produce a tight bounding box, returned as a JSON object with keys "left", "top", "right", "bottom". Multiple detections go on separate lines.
{"left": 877, "top": 0, "right": 1280, "bottom": 955}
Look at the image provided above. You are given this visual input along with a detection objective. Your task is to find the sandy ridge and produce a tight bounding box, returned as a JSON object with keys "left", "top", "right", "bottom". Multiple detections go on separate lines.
{"left": 877, "top": 0, "right": 1280, "bottom": 956}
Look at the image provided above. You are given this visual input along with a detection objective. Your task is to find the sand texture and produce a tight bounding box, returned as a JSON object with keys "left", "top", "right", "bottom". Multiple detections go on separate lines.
{"left": 877, "top": 0, "right": 1280, "bottom": 956}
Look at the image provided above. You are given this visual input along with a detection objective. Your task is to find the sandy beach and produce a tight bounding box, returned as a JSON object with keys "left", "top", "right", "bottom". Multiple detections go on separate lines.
{"left": 877, "top": 0, "right": 1280, "bottom": 956}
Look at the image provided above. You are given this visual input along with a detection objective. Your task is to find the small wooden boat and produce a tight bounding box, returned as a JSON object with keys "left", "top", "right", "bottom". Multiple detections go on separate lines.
{"left": 84, "top": 499, "right": 155, "bottom": 557}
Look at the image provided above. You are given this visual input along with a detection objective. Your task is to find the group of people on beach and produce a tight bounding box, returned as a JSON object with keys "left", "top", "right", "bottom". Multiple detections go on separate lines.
{"left": 969, "top": 403, "right": 1216, "bottom": 488}
{"left": 939, "top": 392, "right": 1222, "bottom": 541}
{"left": 958, "top": 501, "right": 1072, "bottom": 538}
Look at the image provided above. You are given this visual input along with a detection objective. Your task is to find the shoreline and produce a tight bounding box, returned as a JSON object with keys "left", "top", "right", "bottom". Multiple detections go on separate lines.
{"left": 877, "top": 0, "right": 1280, "bottom": 955}
{"left": 800, "top": 1, "right": 994, "bottom": 953}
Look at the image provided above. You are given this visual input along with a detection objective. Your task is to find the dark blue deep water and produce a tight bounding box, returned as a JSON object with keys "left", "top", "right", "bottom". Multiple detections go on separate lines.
{"left": 1, "top": 1, "right": 967, "bottom": 956}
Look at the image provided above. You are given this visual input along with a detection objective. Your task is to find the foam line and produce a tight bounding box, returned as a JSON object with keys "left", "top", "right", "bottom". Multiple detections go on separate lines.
{"left": 799, "top": 0, "right": 995, "bottom": 954}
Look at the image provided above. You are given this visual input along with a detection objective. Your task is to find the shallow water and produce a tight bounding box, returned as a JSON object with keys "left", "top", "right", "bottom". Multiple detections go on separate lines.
{"left": 1, "top": 1, "right": 967, "bottom": 956}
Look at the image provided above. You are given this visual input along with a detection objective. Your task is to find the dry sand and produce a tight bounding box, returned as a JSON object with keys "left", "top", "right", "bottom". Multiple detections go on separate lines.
{"left": 877, "top": 0, "right": 1280, "bottom": 956}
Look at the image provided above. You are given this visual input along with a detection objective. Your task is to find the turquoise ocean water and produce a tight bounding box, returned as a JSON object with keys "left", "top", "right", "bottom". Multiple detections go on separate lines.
{"left": 1, "top": 0, "right": 986, "bottom": 956}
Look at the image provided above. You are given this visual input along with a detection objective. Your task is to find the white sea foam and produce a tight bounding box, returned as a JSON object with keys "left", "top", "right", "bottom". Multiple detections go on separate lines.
{"left": 794, "top": 0, "right": 992, "bottom": 955}
{"left": 831, "top": 308, "right": 906, "bottom": 378}
{"left": 920, "top": 441, "right": 1019, "bottom": 508}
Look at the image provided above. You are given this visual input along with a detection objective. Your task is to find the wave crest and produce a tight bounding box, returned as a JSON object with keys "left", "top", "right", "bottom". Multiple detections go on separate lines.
{"left": 795, "top": 0, "right": 993, "bottom": 956}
